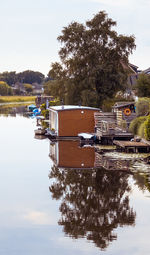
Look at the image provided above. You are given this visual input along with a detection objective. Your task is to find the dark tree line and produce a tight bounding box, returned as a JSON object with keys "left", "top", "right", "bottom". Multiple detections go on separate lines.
{"left": 0, "top": 70, "right": 45, "bottom": 86}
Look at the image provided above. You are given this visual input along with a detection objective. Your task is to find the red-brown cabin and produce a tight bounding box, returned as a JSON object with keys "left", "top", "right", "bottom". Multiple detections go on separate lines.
{"left": 48, "top": 105, "right": 100, "bottom": 137}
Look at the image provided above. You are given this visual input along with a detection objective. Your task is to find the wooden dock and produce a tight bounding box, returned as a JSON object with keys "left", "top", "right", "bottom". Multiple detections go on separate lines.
{"left": 96, "top": 129, "right": 134, "bottom": 145}
{"left": 113, "top": 140, "right": 150, "bottom": 153}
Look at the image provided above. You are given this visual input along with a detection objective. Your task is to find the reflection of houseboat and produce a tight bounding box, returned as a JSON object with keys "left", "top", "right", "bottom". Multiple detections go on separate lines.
{"left": 34, "top": 128, "right": 46, "bottom": 135}
{"left": 48, "top": 105, "right": 100, "bottom": 137}
{"left": 95, "top": 152, "right": 132, "bottom": 171}
{"left": 49, "top": 140, "right": 95, "bottom": 169}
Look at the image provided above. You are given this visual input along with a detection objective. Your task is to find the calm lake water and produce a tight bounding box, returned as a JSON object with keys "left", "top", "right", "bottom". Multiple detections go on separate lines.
{"left": 0, "top": 106, "right": 150, "bottom": 255}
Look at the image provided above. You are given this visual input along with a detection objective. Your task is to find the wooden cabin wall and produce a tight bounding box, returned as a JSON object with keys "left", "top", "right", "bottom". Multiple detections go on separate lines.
{"left": 58, "top": 109, "right": 99, "bottom": 136}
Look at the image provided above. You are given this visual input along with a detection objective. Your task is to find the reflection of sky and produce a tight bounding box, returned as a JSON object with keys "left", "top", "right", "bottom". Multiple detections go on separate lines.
{"left": 0, "top": 115, "right": 150, "bottom": 254}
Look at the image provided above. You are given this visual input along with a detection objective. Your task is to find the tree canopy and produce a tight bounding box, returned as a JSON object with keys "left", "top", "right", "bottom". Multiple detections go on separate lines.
{"left": 45, "top": 11, "right": 136, "bottom": 107}
{"left": 0, "top": 81, "right": 12, "bottom": 95}
{"left": 0, "top": 72, "right": 17, "bottom": 86}
{"left": 136, "top": 73, "right": 150, "bottom": 97}
{"left": 0, "top": 70, "right": 45, "bottom": 86}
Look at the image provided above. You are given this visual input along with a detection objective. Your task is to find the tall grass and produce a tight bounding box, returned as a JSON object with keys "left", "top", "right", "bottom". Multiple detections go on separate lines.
{"left": 0, "top": 96, "right": 36, "bottom": 103}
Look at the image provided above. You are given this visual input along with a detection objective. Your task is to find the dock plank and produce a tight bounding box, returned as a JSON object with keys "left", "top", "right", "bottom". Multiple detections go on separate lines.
{"left": 113, "top": 140, "right": 149, "bottom": 147}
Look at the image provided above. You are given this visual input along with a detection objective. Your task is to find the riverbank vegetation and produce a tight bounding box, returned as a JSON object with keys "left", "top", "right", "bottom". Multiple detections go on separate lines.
{"left": 136, "top": 74, "right": 150, "bottom": 97}
{"left": 0, "top": 81, "right": 12, "bottom": 96}
{"left": 0, "top": 70, "right": 45, "bottom": 96}
{"left": 0, "top": 96, "right": 36, "bottom": 103}
{"left": 129, "top": 98, "right": 150, "bottom": 140}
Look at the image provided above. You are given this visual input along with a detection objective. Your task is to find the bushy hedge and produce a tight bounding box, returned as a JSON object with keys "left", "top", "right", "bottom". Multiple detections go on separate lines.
{"left": 129, "top": 116, "right": 147, "bottom": 135}
{"left": 135, "top": 98, "right": 150, "bottom": 116}
{"left": 0, "top": 81, "right": 12, "bottom": 96}
{"left": 40, "top": 99, "right": 60, "bottom": 119}
{"left": 145, "top": 115, "right": 150, "bottom": 140}
{"left": 137, "top": 122, "right": 145, "bottom": 138}
{"left": 129, "top": 114, "right": 150, "bottom": 140}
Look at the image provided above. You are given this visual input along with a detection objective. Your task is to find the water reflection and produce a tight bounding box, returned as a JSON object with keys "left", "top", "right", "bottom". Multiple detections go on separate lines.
{"left": 49, "top": 141, "right": 95, "bottom": 169}
{"left": 0, "top": 104, "right": 29, "bottom": 116}
{"left": 49, "top": 166, "right": 135, "bottom": 250}
{"left": 1, "top": 110, "right": 150, "bottom": 254}
{"left": 49, "top": 140, "right": 136, "bottom": 250}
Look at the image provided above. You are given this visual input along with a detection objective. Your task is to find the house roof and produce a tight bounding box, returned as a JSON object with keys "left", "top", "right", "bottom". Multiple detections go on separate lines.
{"left": 128, "top": 63, "right": 139, "bottom": 73}
{"left": 143, "top": 67, "right": 150, "bottom": 75}
{"left": 49, "top": 105, "right": 100, "bottom": 112}
{"left": 113, "top": 101, "right": 135, "bottom": 109}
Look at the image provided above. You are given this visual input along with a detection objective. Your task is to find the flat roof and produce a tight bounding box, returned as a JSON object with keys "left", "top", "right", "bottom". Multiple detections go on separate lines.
{"left": 49, "top": 105, "right": 100, "bottom": 111}
{"left": 113, "top": 102, "right": 135, "bottom": 108}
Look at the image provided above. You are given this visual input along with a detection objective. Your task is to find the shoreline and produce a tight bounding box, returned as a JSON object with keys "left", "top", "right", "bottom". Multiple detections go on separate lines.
{"left": 0, "top": 96, "right": 36, "bottom": 104}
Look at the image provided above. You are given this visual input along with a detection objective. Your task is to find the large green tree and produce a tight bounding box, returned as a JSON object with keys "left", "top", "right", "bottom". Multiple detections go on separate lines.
{"left": 0, "top": 72, "right": 17, "bottom": 86}
{"left": 17, "top": 70, "right": 45, "bottom": 84}
{"left": 46, "top": 11, "right": 135, "bottom": 106}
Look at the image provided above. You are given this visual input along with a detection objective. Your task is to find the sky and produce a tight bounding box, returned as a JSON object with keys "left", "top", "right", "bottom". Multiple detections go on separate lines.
{"left": 0, "top": 0, "right": 149, "bottom": 76}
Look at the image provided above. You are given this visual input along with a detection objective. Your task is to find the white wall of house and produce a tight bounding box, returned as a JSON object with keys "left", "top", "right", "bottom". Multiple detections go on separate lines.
{"left": 49, "top": 110, "right": 58, "bottom": 134}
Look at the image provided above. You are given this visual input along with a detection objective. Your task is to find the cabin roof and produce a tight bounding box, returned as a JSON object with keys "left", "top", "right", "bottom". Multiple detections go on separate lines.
{"left": 49, "top": 105, "right": 100, "bottom": 112}
{"left": 113, "top": 101, "right": 135, "bottom": 109}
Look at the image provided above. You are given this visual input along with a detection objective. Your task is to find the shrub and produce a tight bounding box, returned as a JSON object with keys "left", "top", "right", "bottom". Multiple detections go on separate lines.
{"left": 136, "top": 73, "right": 150, "bottom": 97}
{"left": 0, "top": 81, "right": 12, "bottom": 95}
{"left": 137, "top": 122, "right": 145, "bottom": 138}
{"left": 135, "top": 98, "right": 150, "bottom": 116}
{"left": 144, "top": 115, "right": 150, "bottom": 140}
{"left": 129, "top": 116, "right": 147, "bottom": 135}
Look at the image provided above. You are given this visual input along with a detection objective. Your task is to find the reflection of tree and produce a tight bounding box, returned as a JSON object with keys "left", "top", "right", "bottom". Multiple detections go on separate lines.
{"left": 49, "top": 166, "right": 136, "bottom": 250}
{"left": 0, "top": 105, "right": 28, "bottom": 116}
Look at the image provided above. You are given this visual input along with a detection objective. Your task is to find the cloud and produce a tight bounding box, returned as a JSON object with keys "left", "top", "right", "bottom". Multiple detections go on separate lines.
{"left": 23, "top": 210, "right": 57, "bottom": 225}
{"left": 88, "top": 0, "right": 132, "bottom": 7}
{"left": 87, "top": 0, "right": 150, "bottom": 11}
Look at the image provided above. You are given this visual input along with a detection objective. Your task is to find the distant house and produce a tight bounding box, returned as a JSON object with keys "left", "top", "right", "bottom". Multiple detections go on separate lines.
{"left": 12, "top": 82, "right": 26, "bottom": 95}
{"left": 142, "top": 67, "right": 150, "bottom": 75}
{"left": 32, "top": 83, "right": 44, "bottom": 95}
{"left": 48, "top": 105, "right": 100, "bottom": 137}
{"left": 49, "top": 140, "right": 95, "bottom": 169}
{"left": 127, "top": 63, "right": 139, "bottom": 87}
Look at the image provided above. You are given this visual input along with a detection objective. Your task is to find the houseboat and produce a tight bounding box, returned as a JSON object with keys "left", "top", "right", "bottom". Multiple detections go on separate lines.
{"left": 48, "top": 105, "right": 100, "bottom": 137}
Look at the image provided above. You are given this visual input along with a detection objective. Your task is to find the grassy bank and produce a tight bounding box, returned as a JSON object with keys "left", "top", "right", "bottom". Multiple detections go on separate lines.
{"left": 0, "top": 96, "right": 36, "bottom": 103}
